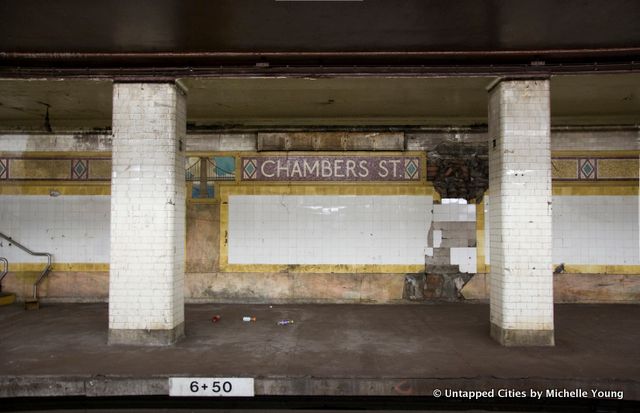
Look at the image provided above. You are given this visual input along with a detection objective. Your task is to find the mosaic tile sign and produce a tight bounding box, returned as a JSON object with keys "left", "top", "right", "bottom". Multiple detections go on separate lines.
{"left": 241, "top": 155, "right": 422, "bottom": 182}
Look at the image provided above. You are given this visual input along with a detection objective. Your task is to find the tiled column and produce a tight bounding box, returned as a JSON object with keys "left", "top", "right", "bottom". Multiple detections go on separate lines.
{"left": 108, "top": 82, "right": 186, "bottom": 345}
{"left": 487, "top": 79, "right": 554, "bottom": 346}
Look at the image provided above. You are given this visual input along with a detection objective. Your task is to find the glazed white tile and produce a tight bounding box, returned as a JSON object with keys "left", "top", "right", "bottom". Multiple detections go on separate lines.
{"left": 450, "top": 247, "right": 477, "bottom": 274}
{"left": 0, "top": 195, "right": 110, "bottom": 263}
{"left": 484, "top": 195, "right": 639, "bottom": 266}
{"left": 228, "top": 195, "right": 433, "bottom": 265}
{"left": 433, "top": 203, "right": 476, "bottom": 222}
{"left": 433, "top": 230, "right": 443, "bottom": 248}
{"left": 552, "top": 195, "right": 639, "bottom": 265}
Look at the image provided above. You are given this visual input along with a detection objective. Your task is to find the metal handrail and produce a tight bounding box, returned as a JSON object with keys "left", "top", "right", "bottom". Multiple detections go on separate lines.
{"left": 0, "top": 257, "right": 7, "bottom": 293}
{"left": 0, "top": 232, "right": 52, "bottom": 300}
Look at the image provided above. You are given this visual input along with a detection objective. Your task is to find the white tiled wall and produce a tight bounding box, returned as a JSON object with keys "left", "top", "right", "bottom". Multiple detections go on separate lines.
{"left": 433, "top": 203, "right": 476, "bottom": 222}
{"left": 450, "top": 247, "right": 477, "bottom": 273}
{"left": 552, "top": 195, "right": 639, "bottom": 265}
{"left": 0, "top": 195, "right": 110, "bottom": 263}
{"left": 228, "top": 195, "right": 432, "bottom": 265}
{"left": 484, "top": 195, "right": 640, "bottom": 266}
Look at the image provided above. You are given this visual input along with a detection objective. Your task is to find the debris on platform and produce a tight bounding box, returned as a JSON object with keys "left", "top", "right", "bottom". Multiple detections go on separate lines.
{"left": 277, "top": 320, "right": 294, "bottom": 326}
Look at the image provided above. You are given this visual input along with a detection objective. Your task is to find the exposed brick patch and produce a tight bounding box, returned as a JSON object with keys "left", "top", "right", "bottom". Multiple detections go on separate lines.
{"left": 428, "top": 142, "right": 488, "bottom": 202}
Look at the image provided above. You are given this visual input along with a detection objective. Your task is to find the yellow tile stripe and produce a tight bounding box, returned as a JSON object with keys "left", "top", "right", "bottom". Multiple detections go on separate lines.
{"left": 475, "top": 198, "right": 488, "bottom": 274}
{"left": 475, "top": 265, "right": 640, "bottom": 275}
{"left": 0, "top": 183, "right": 110, "bottom": 196}
{"left": 3, "top": 182, "right": 634, "bottom": 197}
{"left": 8, "top": 263, "right": 109, "bottom": 272}
{"left": 551, "top": 150, "right": 639, "bottom": 157}
{"left": 0, "top": 294, "right": 16, "bottom": 306}
{"left": 552, "top": 182, "right": 638, "bottom": 196}
{"left": 7, "top": 263, "right": 636, "bottom": 275}
{"left": 563, "top": 265, "right": 640, "bottom": 275}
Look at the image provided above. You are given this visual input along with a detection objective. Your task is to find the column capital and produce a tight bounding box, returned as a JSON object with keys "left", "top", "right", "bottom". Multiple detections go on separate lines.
{"left": 112, "top": 79, "right": 187, "bottom": 95}
{"left": 486, "top": 76, "right": 551, "bottom": 93}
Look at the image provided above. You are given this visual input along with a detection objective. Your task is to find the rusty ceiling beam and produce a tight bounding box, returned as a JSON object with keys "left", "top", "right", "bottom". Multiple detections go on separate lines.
{"left": 0, "top": 62, "right": 639, "bottom": 81}
{"left": 2, "top": 47, "right": 639, "bottom": 80}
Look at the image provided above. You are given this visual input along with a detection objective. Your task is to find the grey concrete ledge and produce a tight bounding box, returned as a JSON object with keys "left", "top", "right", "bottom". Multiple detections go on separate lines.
{"left": 0, "top": 133, "right": 258, "bottom": 153}
{"left": 108, "top": 323, "right": 185, "bottom": 346}
{"left": 1, "top": 375, "right": 638, "bottom": 399}
{"left": 1, "top": 127, "right": 637, "bottom": 153}
{"left": 490, "top": 323, "right": 555, "bottom": 347}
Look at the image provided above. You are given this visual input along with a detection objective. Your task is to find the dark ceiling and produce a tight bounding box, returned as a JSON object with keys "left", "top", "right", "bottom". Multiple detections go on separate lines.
{"left": 2, "top": 75, "right": 640, "bottom": 129}
{"left": 2, "top": 0, "right": 640, "bottom": 53}
{"left": 0, "top": 0, "right": 639, "bottom": 77}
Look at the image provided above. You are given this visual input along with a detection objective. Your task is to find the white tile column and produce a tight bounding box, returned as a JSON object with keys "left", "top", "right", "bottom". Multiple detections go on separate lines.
{"left": 487, "top": 79, "right": 554, "bottom": 346}
{"left": 108, "top": 82, "right": 186, "bottom": 345}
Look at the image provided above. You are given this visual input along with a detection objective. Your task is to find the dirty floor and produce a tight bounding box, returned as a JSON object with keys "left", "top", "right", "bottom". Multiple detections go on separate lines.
{"left": 0, "top": 303, "right": 639, "bottom": 398}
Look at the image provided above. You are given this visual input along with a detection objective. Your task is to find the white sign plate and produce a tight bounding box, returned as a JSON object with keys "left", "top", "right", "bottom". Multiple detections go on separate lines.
{"left": 169, "top": 377, "right": 254, "bottom": 397}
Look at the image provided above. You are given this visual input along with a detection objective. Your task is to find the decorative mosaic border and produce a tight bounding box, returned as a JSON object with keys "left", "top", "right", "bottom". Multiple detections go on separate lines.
{"left": 0, "top": 157, "right": 110, "bottom": 181}
{"left": 1, "top": 154, "right": 636, "bottom": 183}
{"left": 552, "top": 157, "right": 638, "bottom": 181}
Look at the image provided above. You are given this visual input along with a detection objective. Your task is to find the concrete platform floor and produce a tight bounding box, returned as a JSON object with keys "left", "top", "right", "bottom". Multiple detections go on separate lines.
{"left": 0, "top": 303, "right": 639, "bottom": 401}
